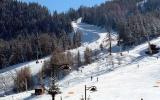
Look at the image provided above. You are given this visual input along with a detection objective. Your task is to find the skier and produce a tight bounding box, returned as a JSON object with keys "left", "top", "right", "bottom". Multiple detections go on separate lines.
{"left": 91, "top": 76, "right": 93, "bottom": 81}
{"left": 120, "top": 52, "right": 123, "bottom": 56}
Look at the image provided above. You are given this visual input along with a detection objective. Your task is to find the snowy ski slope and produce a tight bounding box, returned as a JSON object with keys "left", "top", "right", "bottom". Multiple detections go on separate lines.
{"left": 1, "top": 19, "right": 160, "bottom": 100}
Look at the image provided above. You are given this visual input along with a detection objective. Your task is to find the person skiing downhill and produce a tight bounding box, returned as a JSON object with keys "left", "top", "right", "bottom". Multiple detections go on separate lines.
{"left": 97, "top": 77, "right": 98, "bottom": 82}
{"left": 91, "top": 76, "right": 93, "bottom": 81}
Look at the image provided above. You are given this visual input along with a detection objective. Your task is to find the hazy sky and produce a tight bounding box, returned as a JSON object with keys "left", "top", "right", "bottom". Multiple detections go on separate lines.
{"left": 21, "top": 0, "right": 107, "bottom": 13}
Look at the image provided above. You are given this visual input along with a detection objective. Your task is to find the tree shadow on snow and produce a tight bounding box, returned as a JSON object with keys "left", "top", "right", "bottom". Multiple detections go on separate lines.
{"left": 23, "top": 94, "right": 37, "bottom": 100}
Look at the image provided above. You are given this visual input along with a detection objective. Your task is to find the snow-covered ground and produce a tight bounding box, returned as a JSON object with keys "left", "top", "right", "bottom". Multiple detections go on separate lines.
{"left": 137, "top": 0, "right": 148, "bottom": 7}
{"left": 1, "top": 19, "right": 160, "bottom": 100}
{"left": 55, "top": 37, "right": 160, "bottom": 100}
{"left": 0, "top": 19, "right": 110, "bottom": 98}
{"left": 0, "top": 56, "right": 50, "bottom": 95}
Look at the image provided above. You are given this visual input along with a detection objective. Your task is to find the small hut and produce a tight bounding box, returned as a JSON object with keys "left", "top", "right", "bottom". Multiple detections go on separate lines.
{"left": 146, "top": 44, "right": 159, "bottom": 55}
{"left": 35, "top": 85, "right": 45, "bottom": 95}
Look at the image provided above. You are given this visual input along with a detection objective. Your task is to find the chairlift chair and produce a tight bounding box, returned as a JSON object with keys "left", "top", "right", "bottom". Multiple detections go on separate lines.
{"left": 89, "top": 86, "right": 97, "bottom": 92}
{"left": 36, "top": 60, "right": 39, "bottom": 64}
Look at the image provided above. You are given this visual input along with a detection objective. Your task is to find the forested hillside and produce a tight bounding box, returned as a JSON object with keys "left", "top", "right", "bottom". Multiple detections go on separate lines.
{"left": 1, "top": 0, "right": 160, "bottom": 69}
{"left": 67, "top": 0, "right": 160, "bottom": 46}
{"left": 0, "top": 0, "right": 81, "bottom": 69}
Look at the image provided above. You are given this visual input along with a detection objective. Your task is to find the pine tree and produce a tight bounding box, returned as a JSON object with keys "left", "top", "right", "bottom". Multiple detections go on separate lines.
{"left": 77, "top": 51, "right": 81, "bottom": 67}
{"left": 73, "top": 31, "right": 82, "bottom": 48}
{"left": 84, "top": 47, "right": 92, "bottom": 64}
{"left": 48, "top": 82, "right": 60, "bottom": 100}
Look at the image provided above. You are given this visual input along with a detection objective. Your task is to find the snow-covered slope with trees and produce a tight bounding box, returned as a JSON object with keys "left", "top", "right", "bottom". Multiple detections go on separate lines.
{"left": 55, "top": 37, "right": 160, "bottom": 100}
{"left": 1, "top": 20, "right": 160, "bottom": 100}
{"left": 0, "top": 56, "right": 50, "bottom": 95}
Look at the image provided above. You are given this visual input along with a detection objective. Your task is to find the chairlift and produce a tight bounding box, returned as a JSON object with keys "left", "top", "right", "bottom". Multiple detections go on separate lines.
{"left": 89, "top": 86, "right": 97, "bottom": 92}
{"left": 36, "top": 60, "right": 39, "bottom": 63}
